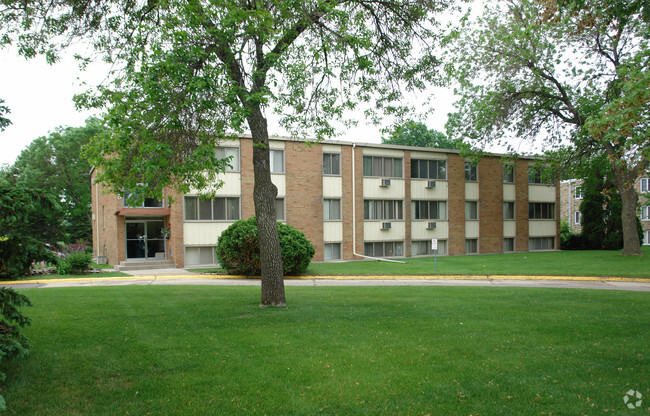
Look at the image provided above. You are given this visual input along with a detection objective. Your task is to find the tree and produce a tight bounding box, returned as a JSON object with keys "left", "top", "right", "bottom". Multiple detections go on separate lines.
{"left": 8, "top": 119, "right": 105, "bottom": 242}
{"left": 382, "top": 120, "right": 462, "bottom": 149}
{"left": 0, "top": 99, "right": 10, "bottom": 132}
{"left": 2, "top": 0, "right": 451, "bottom": 305}
{"left": 446, "top": 0, "right": 649, "bottom": 255}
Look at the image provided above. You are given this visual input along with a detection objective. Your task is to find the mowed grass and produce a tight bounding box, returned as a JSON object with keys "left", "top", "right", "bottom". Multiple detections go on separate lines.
{"left": 1, "top": 285, "right": 648, "bottom": 415}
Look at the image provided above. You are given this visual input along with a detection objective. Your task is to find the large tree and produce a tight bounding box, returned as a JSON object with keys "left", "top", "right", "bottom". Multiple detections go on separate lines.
{"left": 382, "top": 120, "right": 462, "bottom": 149}
{"left": 2, "top": 0, "right": 451, "bottom": 305}
{"left": 446, "top": 0, "right": 649, "bottom": 255}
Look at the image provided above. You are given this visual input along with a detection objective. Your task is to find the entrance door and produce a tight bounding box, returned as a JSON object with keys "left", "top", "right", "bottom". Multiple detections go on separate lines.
{"left": 126, "top": 219, "right": 166, "bottom": 259}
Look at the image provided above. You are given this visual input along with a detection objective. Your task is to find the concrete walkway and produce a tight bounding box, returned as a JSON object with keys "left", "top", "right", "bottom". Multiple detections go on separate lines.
{"left": 3, "top": 268, "right": 650, "bottom": 291}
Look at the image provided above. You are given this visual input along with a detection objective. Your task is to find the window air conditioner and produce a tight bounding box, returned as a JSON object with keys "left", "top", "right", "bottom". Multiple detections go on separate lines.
{"left": 381, "top": 222, "right": 392, "bottom": 230}
{"left": 427, "top": 222, "right": 437, "bottom": 229}
{"left": 381, "top": 179, "right": 391, "bottom": 187}
{"left": 426, "top": 180, "right": 436, "bottom": 188}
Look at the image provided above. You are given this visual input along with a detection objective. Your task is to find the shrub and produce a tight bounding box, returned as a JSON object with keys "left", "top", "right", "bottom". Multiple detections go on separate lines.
{"left": 66, "top": 252, "right": 93, "bottom": 274}
{"left": 216, "top": 217, "right": 315, "bottom": 276}
{"left": 56, "top": 258, "right": 72, "bottom": 275}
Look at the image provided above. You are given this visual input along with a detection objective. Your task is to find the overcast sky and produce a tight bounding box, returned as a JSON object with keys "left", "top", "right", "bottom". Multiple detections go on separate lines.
{"left": 0, "top": 45, "right": 457, "bottom": 167}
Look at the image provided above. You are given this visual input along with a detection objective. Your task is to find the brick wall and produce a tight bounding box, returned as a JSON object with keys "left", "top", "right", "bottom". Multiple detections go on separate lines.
{"left": 478, "top": 157, "right": 503, "bottom": 254}
{"left": 514, "top": 160, "right": 530, "bottom": 252}
{"left": 341, "top": 145, "right": 356, "bottom": 260}
{"left": 240, "top": 138, "right": 256, "bottom": 219}
{"left": 286, "top": 141, "right": 324, "bottom": 261}
{"left": 353, "top": 145, "right": 365, "bottom": 256}
{"left": 404, "top": 151, "right": 412, "bottom": 257}
{"left": 167, "top": 188, "right": 185, "bottom": 267}
{"left": 447, "top": 154, "right": 466, "bottom": 255}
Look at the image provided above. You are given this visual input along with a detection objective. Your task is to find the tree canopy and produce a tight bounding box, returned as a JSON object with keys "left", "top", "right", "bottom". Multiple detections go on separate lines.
{"left": 382, "top": 120, "right": 462, "bottom": 149}
{"left": 446, "top": 0, "right": 649, "bottom": 255}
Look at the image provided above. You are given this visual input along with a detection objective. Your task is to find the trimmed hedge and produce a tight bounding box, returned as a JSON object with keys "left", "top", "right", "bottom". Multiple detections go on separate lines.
{"left": 216, "top": 217, "right": 315, "bottom": 276}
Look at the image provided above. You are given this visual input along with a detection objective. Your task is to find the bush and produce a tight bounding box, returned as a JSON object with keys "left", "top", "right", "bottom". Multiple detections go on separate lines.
{"left": 56, "top": 258, "right": 72, "bottom": 275}
{"left": 56, "top": 252, "right": 92, "bottom": 275}
{"left": 216, "top": 217, "right": 315, "bottom": 276}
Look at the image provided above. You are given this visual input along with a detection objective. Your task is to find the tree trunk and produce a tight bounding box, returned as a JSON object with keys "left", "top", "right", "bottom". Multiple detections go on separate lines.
{"left": 247, "top": 106, "right": 286, "bottom": 306}
{"left": 610, "top": 166, "right": 642, "bottom": 256}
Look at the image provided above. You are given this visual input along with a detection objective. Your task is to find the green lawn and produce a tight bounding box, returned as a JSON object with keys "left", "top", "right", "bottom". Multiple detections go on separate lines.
{"left": 1, "top": 286, "right": 648, "bottom": 415}
{"left": 194, "top": 246, "right": 650, "bottom": 278}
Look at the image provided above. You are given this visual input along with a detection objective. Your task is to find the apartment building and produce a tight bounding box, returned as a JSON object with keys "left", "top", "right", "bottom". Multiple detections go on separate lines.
{"left": 91, "top": 137, "right": 561, "bottom": 268}
{"left": 560, "top": 176, "right": 650, "bottom": 244}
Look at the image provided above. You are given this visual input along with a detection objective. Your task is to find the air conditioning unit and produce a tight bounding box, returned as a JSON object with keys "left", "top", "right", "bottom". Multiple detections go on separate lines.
{"left": 426, "top": 180, "right": 436, "bottom": 188}
{"left": 427, "top": 222, "right": 437, "bottom": 229}
{"left": 381, "top": 222, "right": 392, "bottom": 230}
{"left": 381, "top": 179, "right": 391, "bottom": 187}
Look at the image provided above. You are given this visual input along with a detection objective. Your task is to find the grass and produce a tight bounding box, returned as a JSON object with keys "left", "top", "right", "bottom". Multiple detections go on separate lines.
{"left": 193, "top": 246, "right": 650, "bottom": 278}
{"left": 1, "top": 286, "right": 648, "bottom": 415}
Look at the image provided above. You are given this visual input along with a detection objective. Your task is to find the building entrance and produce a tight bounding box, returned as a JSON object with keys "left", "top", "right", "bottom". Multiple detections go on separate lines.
{"left": 125, "top": 218, "right": 166, "bottom": 260}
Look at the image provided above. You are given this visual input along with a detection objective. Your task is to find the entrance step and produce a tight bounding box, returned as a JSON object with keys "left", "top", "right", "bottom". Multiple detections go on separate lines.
{"left": 115, "top": 260, "right": 176, "bottom": 271}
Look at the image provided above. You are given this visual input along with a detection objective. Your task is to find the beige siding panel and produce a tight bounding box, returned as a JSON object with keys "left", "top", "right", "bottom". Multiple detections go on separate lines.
{"left": 322, "top": 144, "right": 342, "bottom": 153}
{"left": 410, "top": 151, "right": 448, "bottom": 160}
{"left": 363, "top": 148, "right": 404, "bottom": 157}
{"left": 465, "top": 182, "right": 479, "bottom": 200}
{"left": 363, "top": 178, "right": 405, "bottom": 199}
{"left": 364, "top": 221, "right": 406, "bottom": 241}
{"left": 323, "top": 222, "right": 343, "bottom": 242}
{"left": 503, "top": 184, "right": 516, "bottom": 201}
{"left": 465, "top": 221, "right": 479, "bottom": 238}
{"left": 183, "top": 223, "right": 231, "bottom": 245}
{"left": 503, "top": 220, "right": 516, "bottom": 237}
{"left": 269, "top": 140, "right": 285, "bottom": 150}
{"left": 411, "top": 221, "right": 449, "bottom": 240}
{"left": 411, "top": 180, "right": 448, "bottom": 200}
{"left": 323, "top": 176, "right": 343, "bottom": 198}
{"left": 528, "top": 185, "right": 556, "bottom": 202}
{"left": 272, "top": 174, "right": 286, "bottom": 197}
{"left": 188, "top": 172, "right": 241, "bottom": 195}
{"left": 529, "top": 220, "right": 557, "bottom": 237}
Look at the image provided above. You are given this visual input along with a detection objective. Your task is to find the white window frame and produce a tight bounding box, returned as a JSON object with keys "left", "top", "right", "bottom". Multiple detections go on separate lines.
{"left": 270, "top": 149, "right": 284, "bottom": 174}
{"left": 324, "top": 199, "right": 341, "bottom": 221}
{"left": 641, "top": 178, "right": 649, "bottom": 193}
{"left": 641, "top": 206, "right": 650, "bottom": 221}
{"left": 215, "top": 146, "right": 240, "bottom": 172}
{"left": 644, "top": 230, "right": 650, "bottom": 246}
{"left": 575, "top": 211, "right": 582, "bottom": 224}
{"left": 575, "top": 186, "right": 583, "bottom": 199}
{"left": 465, "top": 201, "right": 478, "bottom": 220}
{"left": 323, "top": 153, "right": 341, "bottom": 176}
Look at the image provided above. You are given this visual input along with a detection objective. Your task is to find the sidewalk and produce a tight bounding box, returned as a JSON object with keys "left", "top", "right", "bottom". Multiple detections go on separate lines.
{"left": 2, "top": 269, "right": 650, "bottom": 291}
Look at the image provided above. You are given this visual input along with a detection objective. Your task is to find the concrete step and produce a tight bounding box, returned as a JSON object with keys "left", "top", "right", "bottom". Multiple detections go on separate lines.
{"left": 115, "top": 260, "right": 176, "bottom": 271}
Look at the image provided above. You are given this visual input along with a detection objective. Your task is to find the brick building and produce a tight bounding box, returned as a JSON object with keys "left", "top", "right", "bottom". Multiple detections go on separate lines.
{"left": 91, "top": 137, "right": 561, "bottom": 269}
{"left": 559, "top": 176, "right": 650, "bottom": 244}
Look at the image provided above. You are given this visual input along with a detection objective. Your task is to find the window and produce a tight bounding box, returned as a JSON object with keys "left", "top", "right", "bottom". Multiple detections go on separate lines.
{"left": 464, "top": 162, "right": 477, "bottom": 181}
{"left": 575, "top": 211, "right": 582, "bottom": 224}
{"left": 645, "top": 230, "right": 650, "bottom": 246}
{"left": 364, "top": 200, "right": 404, "bottom": 220}
{"left": 184, "top": 196, "right": 240, "bottom": 221}
{"left": 324, "top": 243, "right": 341, "bottom": 260}
{"left": 214, "top": 147, "right": 240, "bottom": 172}
{"left": 411, "top": 159, "right": 447, "bottom": 180}
{"left": 503, "top": 202, "right": 515, "bottom": 220}
{"left": 324, "top": 199, "right": 341, "bottom": 221}
{"left": 363, "top": 156, "right": 403, "bottom": 178}
{"left": 412, "top": 200, "right": 447, "bottom": 220}
{"left": 641, "top": 206, "right": 650, "bottom": 220}
{"left": 529, "top": 203, "right": 555, "bottom": 220}
{"left": 503, "top": 238, "right": 515, "bottom": 252}
{"left": 641, "top": 178, "right": 649, "bottom": 193}
{"left": 465, "top": 239, "right": 478, "bottom": 254}
{"left": 185, "top": 246, "right": 217, "bottom": 266}
{"left": 575, "top": 186, "right": 583, "bottom": 199}
{"left": 528, "top": 167, "right": 553, "bottom": 184}
{"left": 275, "top": 198, "right": 285, "bottom": 221}
{"left": 465, "top": 201, "right": 478, "bottom": 220}
{"left": 529, "top": 237, "right": 555, "bottom": 251}
{"left": 123, "top": 190, "right": 163, "bottom": 208}
{"left": 270, "top": 150, "right": 284, "bottom": 173}
{"left": 323, "top": 153, "right": 341, "bottom": 175}
{"left": 503, "top": 165, "right": 514, "bottom": 183}
{"left": 364, "top": 241, "right": 404, "bottom": 257}
{"left": 412, "top": 240, "right": 447, "bottom": 256}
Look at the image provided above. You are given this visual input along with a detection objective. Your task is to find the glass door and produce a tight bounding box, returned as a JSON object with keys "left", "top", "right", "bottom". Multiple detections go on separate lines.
{"left": 126, "top": 219, "right": 166, "bottom": 259}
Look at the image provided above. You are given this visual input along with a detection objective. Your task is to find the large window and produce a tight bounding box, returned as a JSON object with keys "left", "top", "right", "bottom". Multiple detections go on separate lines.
{"left": 529, "top": 237, "right": 555, "bottom": 251}
{"left": 503, "top": 238, "right": 515, "bottom": 252}
{"left": 503, "top": 165, "right": 514, "bottom": 183}
{"left": 412, "top": 200, "right": 447, "bottom": 220}
{"left": 324, "top": 199, "right": 341, "bottom": 221}
{"left": 324, "top": 243, "right": 341, "bottom": 260}
{"left": 641, "top": 206, "right": 650, "bottom": 220}
{"left": 465, "top": 239, "right": 478, "bottom": 254}
{"left": 363, "top": 156, "right": 403, "bottom": 178}
{"left": 465, "top": 201, "right": 478, "bottom": 220}
{"left": 645, "top": 230, "right": 650, "bottom": 246}
{"left": 323, "top": 153, "right": 341, "bottom": 175}
{"left": 528, "top": 167, "right": 554, "bottom": 184}
{"left": 411, "top": 159, "right": 447, "bottom": 180}
{"left": 214, "top": 147, "right": 240, "bottom": 172}
{"left": 641, "top": 178, "right": 649, "bottom": 193}
{"left": 364, "top": 200, "right": 403, "bottom": 220}
{"left": 529, "top": 203, "right": 555, "bottom": 220}
{"left": 364, "top": 241, "right": 404, "bottom": 257}
{"left": 185, "top": 246, "right": 217, "bottom": 266}
{"left": 270, "top": 150, "right": 284, "bottom": 173}
{"left": 503, "top": 202, "right": 515, "bottom": 220}
{"left": 412, "top": 240, "right": 447, "bottom": 256}
{"left": 184, "top": 196, "right": 240, "bottom": 221}
{"left": 464, "top": 162, "right": 477, "bottom": 181}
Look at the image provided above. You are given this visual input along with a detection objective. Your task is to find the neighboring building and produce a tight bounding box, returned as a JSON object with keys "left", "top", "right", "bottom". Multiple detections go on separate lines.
{"left": 91, "top": 137, "right": 561, "bottom": 268}
{"left": 559, "top": 176, "right": 650, "bottom": 245}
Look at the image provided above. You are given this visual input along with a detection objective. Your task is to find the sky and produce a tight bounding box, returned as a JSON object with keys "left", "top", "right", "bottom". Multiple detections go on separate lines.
{"left": 0, "top": 46, "right": 458, "bottom": 167}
